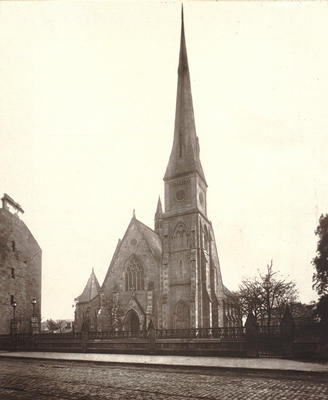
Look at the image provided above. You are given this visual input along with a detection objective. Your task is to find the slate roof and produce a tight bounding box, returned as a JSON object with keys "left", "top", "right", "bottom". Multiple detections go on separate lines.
{"left": 134, "top": 218, "right": 162, "bottom": 263}
{"left": 75, "top": 269, "right": 101, "bottom": 303}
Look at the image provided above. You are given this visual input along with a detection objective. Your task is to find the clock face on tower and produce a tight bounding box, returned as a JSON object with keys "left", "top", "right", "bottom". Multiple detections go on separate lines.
{"left": 176, "top": 189, "right": 185, "bottom": 201}
{"left": 168, "top": 178, "right": 191, "bottom": 211}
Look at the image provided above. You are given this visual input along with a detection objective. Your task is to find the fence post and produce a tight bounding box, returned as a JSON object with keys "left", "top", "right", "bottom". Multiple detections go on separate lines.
{"left": 245, "top": 312, "right": 259, "bottom": 357}
{"left": 147, "top": 320, "right": 156, "bottom": 354}
{"left": 280, "top": 306, "right": 295, "bottom": 358}
{"left": 10, "top": 319, "right": 18, "bottom": 351}
{"left": 30, "top": 316, "right": 40, "bottom": 335}
{"left": 81, "top": 330, "right": 89, "bottom": 353}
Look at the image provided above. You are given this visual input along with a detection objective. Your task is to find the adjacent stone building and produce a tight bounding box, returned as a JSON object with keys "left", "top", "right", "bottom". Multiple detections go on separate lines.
{"left": 0, "top": 194, "right": 42, "bottom": 334}
{"left": 75, "top": 10, "right": 240, "bottom": 333}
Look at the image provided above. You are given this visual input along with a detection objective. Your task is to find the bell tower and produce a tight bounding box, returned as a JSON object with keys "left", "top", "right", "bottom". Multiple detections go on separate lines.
{"left": 158, "top": 7, "right": 224, "bottom": 330}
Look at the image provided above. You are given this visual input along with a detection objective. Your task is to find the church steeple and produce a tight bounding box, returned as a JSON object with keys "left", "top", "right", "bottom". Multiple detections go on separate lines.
{"left": 164, "top": 6, "right": 206, "bottom": 185}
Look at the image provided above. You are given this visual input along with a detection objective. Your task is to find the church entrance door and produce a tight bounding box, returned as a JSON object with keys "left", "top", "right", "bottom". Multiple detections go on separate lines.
{"left": 125, "top": 310, "right": 140, "bottom": 332}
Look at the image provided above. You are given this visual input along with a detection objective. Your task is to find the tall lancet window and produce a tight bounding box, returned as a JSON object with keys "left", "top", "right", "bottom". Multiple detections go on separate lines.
{"left": 125, "top": 257, "right": 144, "bottom": 291}
{"left": 203, "top": 225, "right": 209, "bottom": 253}
{"left": 172, "top": 223, "right": 188, "bottom": 250}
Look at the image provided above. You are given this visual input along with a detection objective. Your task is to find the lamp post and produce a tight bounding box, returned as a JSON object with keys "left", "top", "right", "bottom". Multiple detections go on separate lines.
{"left": 31, "top": 298, "right": 36, "bottom": 318}
{"left": 31, "top": 297, "right": 39, "bottom": 335}
{"left": 12, "top": 301, "right": 17, "bottom": 320}
{"left": 11, "top": 301, "right": 17, "bottom": 337}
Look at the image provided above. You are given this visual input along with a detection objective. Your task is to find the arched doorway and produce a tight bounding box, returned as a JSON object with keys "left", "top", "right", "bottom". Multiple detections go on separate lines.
{"left": 124, "top": 309, "right": 140, "bottom": 332}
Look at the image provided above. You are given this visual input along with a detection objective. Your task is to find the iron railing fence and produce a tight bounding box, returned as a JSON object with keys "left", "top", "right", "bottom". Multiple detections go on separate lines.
{"left": 2, "top": 323, "right": 325, "bottom": 342}
{"left": 88, "top": 330, "right": 148, "bottom": 340}
{"left": 258, "top": 323, "right": 324, "bottom": 337}
{"left": 258, "top": 325, "right": 281, "bottom": 336}
{"left": 35, "top": 332, "right": 81, "bottom": 339}
{"left": 294, "top": 323, "right": 324, "bottom": 337}
{"left": 156, "top": 327, "right": 246, "bottom": 340}
{"left": 0, "top": 334, "right": 11, "bottom": 348}
{"left": 87, "top": 327, "right": 246, "bottom": 340}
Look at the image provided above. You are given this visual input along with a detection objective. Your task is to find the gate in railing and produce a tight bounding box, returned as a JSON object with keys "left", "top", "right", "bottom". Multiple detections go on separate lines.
{"left": 257, "top": 326, "right": 283, "bottom": 358}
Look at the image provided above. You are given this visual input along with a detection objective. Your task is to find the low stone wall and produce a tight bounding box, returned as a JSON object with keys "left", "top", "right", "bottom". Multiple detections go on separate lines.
{"left": 85, "top": 338, "right": 247, "bottom": 357}
{"left": 1, "top": 323, "right": 327, "bottom": 360}
{"left": 35, "top": 333, "right": 82, "bottom": 353}
{"left": 0, "top": 332, "right": 247, "bottom": 357}
{"left": 0, "top": 334, "right": 11, "bottom": 350}
{"left": 155, "top": 338, "right": 247, "bottom": 357}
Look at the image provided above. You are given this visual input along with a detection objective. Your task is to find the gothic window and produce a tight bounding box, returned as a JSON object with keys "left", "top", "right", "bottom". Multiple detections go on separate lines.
{"left": 125, "top": 258, "right": 144, "bottom": 291}
{"left": 172, "top": 223, "right": 188, "bottom": 250}
{"left": 203, "top": 225, "right": 209, "bottom": 252}
{"left": 174, "top": 300, "right": 190, "bottom": 329}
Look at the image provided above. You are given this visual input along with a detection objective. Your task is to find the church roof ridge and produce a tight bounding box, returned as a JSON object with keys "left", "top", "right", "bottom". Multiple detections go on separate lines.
{"left": 133, "top": 218, "right": 162, "bottom": 262}
{"left": 134, "top": 216, "right": 159, "bottom": 236}
{"left": 101, "top": 238, "right": 122, "bottom": 290}
{"left": 101, "top": 216, "right": 162, "bottom": 290}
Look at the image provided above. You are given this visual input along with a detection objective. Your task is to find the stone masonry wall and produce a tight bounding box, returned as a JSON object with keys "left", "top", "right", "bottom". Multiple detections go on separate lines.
{"left": 0, "top": 208, "right": 41, "bottom": 334}
{"left": 95, "top": 221, "right": 161, "bottom": 331}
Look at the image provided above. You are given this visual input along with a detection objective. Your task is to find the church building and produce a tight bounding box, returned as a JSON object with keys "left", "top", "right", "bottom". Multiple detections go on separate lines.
{"left": 0, "top": 194, "right": 41, "bottom": 334}
{"left": 74, "top": 10, "right": 240, "bottom": 333}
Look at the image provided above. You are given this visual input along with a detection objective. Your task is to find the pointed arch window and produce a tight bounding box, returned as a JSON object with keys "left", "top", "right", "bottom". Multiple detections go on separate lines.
{"left": 203, "top": 225, "right": 209, "bottom": 252}
{"left": 172, "top": 223, "right": 188, "bottom": 250}
{"left": 125, "top": 258, "right": 144, "bottom": 291}
{"left": 178, "top": 259, "right": 183, "bottom": 279}
{"left": 174, "top": 300, "right": 190, "bottom": 329}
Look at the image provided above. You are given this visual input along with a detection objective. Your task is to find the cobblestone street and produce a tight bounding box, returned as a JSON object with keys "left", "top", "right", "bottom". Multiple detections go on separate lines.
{"left": 0, "top": 358, "right": 327, "bottom": 400}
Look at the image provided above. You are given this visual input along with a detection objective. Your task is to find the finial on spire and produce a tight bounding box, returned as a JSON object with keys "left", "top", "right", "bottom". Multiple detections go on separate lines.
{"left": 178, "top": 3, "right": 188, "bottom": 75}
{"left": 155, "top": 196, "right": 163, "bottom": 216}
{"left": 133, "top": 209, "right": 136, "bottom": 219}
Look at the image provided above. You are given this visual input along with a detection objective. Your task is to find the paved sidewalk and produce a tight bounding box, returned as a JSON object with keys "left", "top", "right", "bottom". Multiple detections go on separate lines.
{"left": 0, "top": 351, "right": 327, "bottom": 374}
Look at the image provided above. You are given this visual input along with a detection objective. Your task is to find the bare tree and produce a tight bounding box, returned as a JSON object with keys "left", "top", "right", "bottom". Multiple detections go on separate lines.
{"left": 55, "top": 320, "right": 68, "bottom": 333}
{"left": 238, "top": 260, "right": 298, "bottom": 329}
{"left": 238, "top": 278, "right": 264, "bottom": 323}
{"left": 261, "top": 261, "right": 298, "bottom": 330}
{"left": 46, "top": 319, "right": 58, "bottom": 332}
{"left": 46, "top": 319, "right": 68, "bottom": 333}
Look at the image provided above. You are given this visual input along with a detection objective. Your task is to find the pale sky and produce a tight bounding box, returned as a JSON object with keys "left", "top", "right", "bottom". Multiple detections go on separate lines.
{"left": 1, "top": 1, "right": 327, "bottom": 320}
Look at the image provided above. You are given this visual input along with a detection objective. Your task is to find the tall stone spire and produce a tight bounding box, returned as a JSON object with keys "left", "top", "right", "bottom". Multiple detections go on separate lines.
{"left": 164, "top": 6, "right": 206, "bottom": 184}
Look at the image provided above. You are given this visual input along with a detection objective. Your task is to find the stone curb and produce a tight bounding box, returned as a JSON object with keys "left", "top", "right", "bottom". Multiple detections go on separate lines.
{"left": 1, "top": 351, "right": 327, "bottom": 376}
